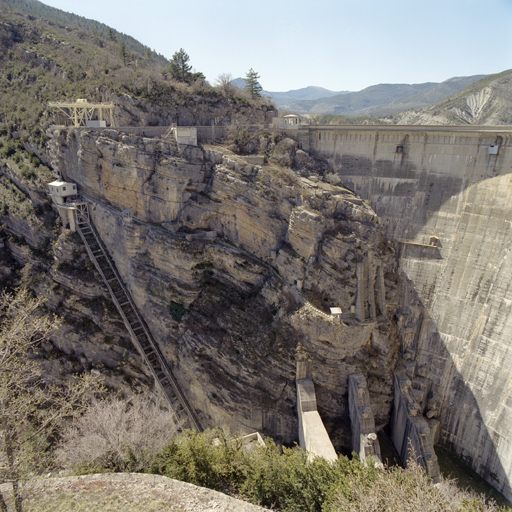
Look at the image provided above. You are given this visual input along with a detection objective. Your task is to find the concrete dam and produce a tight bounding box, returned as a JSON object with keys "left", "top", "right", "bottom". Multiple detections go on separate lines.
{"left": 292, "top": 124, "right": 512, "bottom": 500}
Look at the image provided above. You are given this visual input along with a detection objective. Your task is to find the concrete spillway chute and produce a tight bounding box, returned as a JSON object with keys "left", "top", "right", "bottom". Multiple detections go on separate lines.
{"left": 48, "top": 99, "right": 116, "bottom": 127}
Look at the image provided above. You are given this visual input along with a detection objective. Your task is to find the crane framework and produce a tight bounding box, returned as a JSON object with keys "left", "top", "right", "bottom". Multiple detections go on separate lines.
{"left": 48, "top": 100, "right": 116, "bottom": 127}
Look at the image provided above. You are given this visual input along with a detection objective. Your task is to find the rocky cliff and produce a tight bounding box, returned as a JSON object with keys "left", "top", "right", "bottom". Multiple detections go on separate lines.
{"left": 0, "top": 167, "right": 152, "bottom": 396}
{"left": 48, "top": 126, "right": 401, "bottom": 447}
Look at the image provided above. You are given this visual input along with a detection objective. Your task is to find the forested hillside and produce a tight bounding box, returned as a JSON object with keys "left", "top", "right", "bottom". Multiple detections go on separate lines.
{"left": 276, "top": 75, "right": 485, "bottom": 117}
{"left": 0, "top": 0, "right": 168, "bottom": 63}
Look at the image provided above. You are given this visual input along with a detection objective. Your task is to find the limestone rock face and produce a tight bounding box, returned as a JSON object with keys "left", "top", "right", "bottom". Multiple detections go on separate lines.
{"left": 50, "top": 129, "right": 206, "bottom": 223}
{"left": 49, "top": 129, "right": 401, "bottom": 446}
{"left": 0, "top": 203, "right": 152, "bottom": 396}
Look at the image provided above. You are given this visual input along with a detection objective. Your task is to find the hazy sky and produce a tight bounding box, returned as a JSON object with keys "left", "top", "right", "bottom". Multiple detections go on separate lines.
{"left": 40, "top": 0, "right": 512, "bottom": 92}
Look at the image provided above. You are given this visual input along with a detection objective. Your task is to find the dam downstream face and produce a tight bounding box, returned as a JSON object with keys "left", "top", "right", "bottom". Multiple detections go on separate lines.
{"left": 298, "top": 125, "right": 512, "bottom": 500}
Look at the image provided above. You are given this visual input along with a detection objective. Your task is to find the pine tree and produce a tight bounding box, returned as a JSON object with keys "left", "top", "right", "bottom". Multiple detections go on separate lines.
{"left": 119, "top": 40, "right": 129, "bottom": 66}
{"left": 169, "top": 48, "right": 192, "bottom": 83}
{"left": 107, "top": 27, "right": 117, "bottom": 42}
{"left": 244, "top": 68, "right": 262, "bottom": 98}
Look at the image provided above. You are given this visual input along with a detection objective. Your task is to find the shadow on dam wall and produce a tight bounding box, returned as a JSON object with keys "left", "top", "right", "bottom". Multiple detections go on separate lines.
{"left": 397, "top": 270, "right": 510, "bottom": 498}
{"left": 300, "top": 126, "right": 512, "bottom": 500}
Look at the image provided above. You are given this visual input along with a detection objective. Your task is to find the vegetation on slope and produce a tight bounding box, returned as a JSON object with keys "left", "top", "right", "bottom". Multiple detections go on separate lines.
{"left": 0, "top": 0, "right": 168, "bottom": 65}
{"left": 48, "top": 427, "right": 506, "bottom": 512}
{"left": 0, "top": 0, "right": 272, "bottom": 155}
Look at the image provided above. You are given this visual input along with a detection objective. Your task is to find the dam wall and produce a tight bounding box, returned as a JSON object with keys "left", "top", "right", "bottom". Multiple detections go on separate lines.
{"left": 293, "top": 125, "right": 512, "bottom": 499}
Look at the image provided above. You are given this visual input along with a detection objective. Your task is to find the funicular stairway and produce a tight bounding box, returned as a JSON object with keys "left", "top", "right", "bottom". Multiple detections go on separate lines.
{"left": 72, "top": 202, "right": 201, "bottom": 431}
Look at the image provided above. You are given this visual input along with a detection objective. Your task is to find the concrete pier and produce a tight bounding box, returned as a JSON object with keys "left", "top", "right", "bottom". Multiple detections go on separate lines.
{"left": 348, "top": 373, "right": 383, "bottom": 466}
{"left": 391, "top": 371, "right": 440, "bottom": 481}
{"left": 296, "top": 362, "right": 337, "bottom": 462}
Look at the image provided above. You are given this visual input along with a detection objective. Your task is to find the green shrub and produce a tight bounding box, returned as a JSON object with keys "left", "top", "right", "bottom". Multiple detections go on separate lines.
{"left": 169, "top": 300, "right": 186, "bottom": 322}
{"left": 150, "top": 429, "right": 242, "bottom": 490}
{"left": 193, "top": 261, "right": 213, "bottom": 270}
{"left": 149, "top": 430, "right": 503, "bottom": 512}
{"left": 240, "top": 440, "right": 336, "bottom": 511}
{"left": 2, "top": 140, "right": 17, "bottom": 158}
{"left": 20, "top": 165, "right": 36, "bottom": 181}
{"left": 151, "top": 429, "right": 340, "bottom": 512}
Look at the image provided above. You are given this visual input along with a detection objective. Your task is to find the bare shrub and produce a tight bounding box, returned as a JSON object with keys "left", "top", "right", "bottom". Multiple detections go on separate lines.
{"left": 215, "top": 73, "right": 235, "bottom": 96}
{"left": 330, "top": 458, "right": 499, "bottom": 512}
{"left": 56, "top": 395, "right": 177, "bottom": 473}
{"left": 225, "top": 124, "right": 252, "bottom": 154}
{"left": 0, "top": 288, "right": 101, "bottom": 512}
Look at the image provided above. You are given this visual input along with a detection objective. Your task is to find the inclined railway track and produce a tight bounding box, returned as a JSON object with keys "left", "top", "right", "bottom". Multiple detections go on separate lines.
{"left": 74, "top": 206, "right": 201, "bottom": 431}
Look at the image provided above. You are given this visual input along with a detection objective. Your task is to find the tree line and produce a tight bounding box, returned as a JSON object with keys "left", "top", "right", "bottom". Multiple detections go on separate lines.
{"left": 166, "top": 48, "right": 263, "bottom": 99}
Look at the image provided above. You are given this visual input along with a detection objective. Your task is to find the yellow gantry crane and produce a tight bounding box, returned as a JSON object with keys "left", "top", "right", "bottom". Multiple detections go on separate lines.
{"left": 47, "top": 98, "right": 116, "bottom": 127}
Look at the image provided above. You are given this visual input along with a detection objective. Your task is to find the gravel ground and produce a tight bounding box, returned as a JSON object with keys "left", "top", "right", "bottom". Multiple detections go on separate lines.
{"left": 0, "top": 473, "right": 268, "bottom": 511}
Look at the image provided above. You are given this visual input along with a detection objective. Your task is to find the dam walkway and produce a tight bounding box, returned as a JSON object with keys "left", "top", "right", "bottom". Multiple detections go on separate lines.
{"left": 73, "top": 203, "right": 201, "bottom": 431}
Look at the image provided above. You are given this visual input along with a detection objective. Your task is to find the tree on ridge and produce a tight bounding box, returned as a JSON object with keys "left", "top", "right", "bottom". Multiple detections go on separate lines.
{"left": 169, "top": 48, "right": 192, "bottom": 83}
{"left": 244, "top": 68, "right": 262, "bottom": 98}
{"left": 119, "top": 40, "right": 129, "bottom": 66}
{"left": 216, "top": 72, "right": 235, "bottom": 95}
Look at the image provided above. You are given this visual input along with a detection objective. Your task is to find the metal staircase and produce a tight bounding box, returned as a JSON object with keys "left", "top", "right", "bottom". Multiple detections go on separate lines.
{"left": 72, "top": 202, "right": 201, "bottom": 431}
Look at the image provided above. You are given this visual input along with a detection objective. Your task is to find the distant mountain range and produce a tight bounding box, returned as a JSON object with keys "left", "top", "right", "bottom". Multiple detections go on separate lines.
{"left": 263, "top": 86, "right": 351, "bottom": 105}
{"left": 234, "top": 70, "right": 512, "bottom": 125}
{"left": 233, "top": 76, "right": 486, "bottom": 116}
{"left": 231, "top": 78, "right": 349, "bottom": 104}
